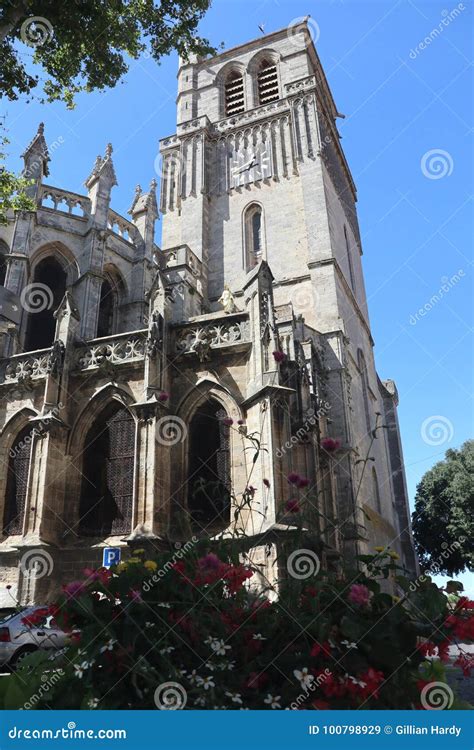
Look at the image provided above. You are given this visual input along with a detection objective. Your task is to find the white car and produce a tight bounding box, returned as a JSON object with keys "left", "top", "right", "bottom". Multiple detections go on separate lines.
{"left": 0, "top": 607, "right": 67, "bottom": 670}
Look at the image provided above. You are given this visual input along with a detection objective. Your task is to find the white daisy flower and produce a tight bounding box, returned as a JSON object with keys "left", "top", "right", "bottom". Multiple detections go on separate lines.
{"left": 88, "top": 697, "right": 99, "bottom": 709}
{"left": 99, "top": 638, "right": 116, "bottom": 653}
{"left": 225, "top": 691, "right": 243, "bottom": 704}
{"left": 205, "top": 637, "right": 231, "bottom": 656}
{"left": 341, "top": 640, "right": 358, "bottom": 650}
{"left": 264, "top": 694, "right": 281, "bottom": 709}
{"left": 252, "top": 633, "right": 266, "bottom": 641}
{"left": 159, "top": 646, "right": 175, "bottom": 655}
{"left": 294, "top": 667, "right": 314, "bottom": 689}
{"left": 73, "top": 664, "right": 85, "bottom": 679}
{"left": 196, "top": 675, "right": 215, "bottom": 691}
{"left": 187, "top": 669, "right": 200, "bottom": 685}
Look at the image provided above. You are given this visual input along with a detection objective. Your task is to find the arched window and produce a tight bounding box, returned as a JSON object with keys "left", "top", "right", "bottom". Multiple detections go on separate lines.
{"left": 97, "top": 279, "right": 116, "bottom": 338}
{"left": 3, "top": 426, "right": 33, "bottom": 535}
{"left": 244, "top": 204, "right": 264, "bottom": 271}
{"left": 344, "top": 225, "right": 356, "bottom": 292}
{"left": 257, "top": 59, "right": 279, "bottom": 105}
{"left": 224, "top": 70, "right": 245, "bottom": 116}
{"left": 372, "top": 468, "right": 382, "bottom": 514}
{"left": 79, "top": 403, "right": 135, "bottom": 536}
{"left": 187, "top": 400, "right": 231, "bottom": 532}
{"left": 358, "top": 349, "right": 371, "bottom": 433}
{"left": 0, "top": 242, "right": 8, "bottom": 286}
{"left": 24, "top": 257, "right": 67, "bottom": 351}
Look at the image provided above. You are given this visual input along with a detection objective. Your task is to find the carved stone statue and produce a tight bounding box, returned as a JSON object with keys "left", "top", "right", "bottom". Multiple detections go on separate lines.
{"left": 218, "top": 284, "right": 237, "bottom": 314}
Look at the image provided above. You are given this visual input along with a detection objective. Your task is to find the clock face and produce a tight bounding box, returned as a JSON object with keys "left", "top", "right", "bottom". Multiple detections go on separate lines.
{"left": 229, "top": 141, "right": 272, "bottom": 188}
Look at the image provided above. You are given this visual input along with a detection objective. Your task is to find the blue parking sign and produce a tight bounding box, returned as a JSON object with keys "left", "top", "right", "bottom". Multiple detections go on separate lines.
{"left": 103, "top": 547, "right": 121, "bottom": 568}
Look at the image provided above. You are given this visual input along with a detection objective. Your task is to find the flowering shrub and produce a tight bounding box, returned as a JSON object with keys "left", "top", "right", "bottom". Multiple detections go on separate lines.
{"left": 1, "top": 545, "right": 472, "bottom": 710}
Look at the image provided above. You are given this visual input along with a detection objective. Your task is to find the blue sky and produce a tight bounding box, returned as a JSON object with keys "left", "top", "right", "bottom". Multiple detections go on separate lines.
{"left": 2, "top": 0, "right": 472, "bottom": 590}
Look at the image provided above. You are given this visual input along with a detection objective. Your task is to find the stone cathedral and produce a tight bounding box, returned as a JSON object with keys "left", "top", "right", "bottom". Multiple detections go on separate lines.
{"left": 0, "top": 23, "right": 417, "bottom": 605}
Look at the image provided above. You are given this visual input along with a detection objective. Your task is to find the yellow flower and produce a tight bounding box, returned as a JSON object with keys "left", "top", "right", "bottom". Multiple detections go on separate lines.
{"left": 134, "top": 549, "right": 145, "bottom": 556}
{"left": 374, "top": 546, "right": 385, "bottom": 553}
{"left": 116, "top": 562, "right": 128, "bottom": 573}
{"left": 388, "top": 551, "right": 400, "bottom": 560}
{"left": 128, "top": 557, "right": 141, "bottom": 564}
{"left": 392, "top": 595, "right": 400, "bottom": 603}
{"left": 144, "top": 560, "right": 158, "bottom": 572}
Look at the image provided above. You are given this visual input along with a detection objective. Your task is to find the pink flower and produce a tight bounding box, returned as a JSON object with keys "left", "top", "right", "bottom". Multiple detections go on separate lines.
{"left": 63, "top": 581, "right": 86, "bottom": 599}
{"left": 285, "top": 499, "right": 300, "bottom": 513}
{"left": 287, "top": 472, "right": 300, "bottom": 485}
{"left": 263, "top": 478, "right": 270, "bottom": 488}
{"left": 129, "top": 589, "right": 143, "bottom": 603}
{"left": 321, "top": 437, "right": 341, "bottom": 453}
{"left": 197, "top": 553, "right": 222, "bottom": 571}
{"left": 158, "top": 391, "right": 169, "bottom": 403}
{"left": 222, "top": 417, "right": 233, "bottom": 427}
{"left": 348, "top": 584, "right": 371, "bottom": 607}
{"left": 272, "top": 350, "right": 286, "bottom": 363}
{"left": 296, "top": 476, "right": 310, "bottom": 488}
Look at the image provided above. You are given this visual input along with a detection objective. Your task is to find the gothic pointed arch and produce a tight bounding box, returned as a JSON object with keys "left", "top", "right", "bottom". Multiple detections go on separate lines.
{"left": 187, "top": 398, "right": 231, "bottom": 532}
{"left": 178, "top": 381, "right": 242, "bottom": 534}
{"left": 358, "top": 349, "right": 372, "bottom": 433}
{"left": 217, "top": 61, "right": 246, "bottom": 117}
{"left": 23, "top": 243, "right": 78, "bottom": 352}
{"left": 78, "top": 400, "right": 135, "bottom": 536}
{"left": 97, "top": 265, "right": 126, "bottom": 338}
{"left": 248, "top": 49, "right": 281, "bottom": 107}
{"left": 243, "top": 202, "right": 265, "bottom": 271}
{"left": 0, "top": 239, "right": 8, "bottom": 286}
{"left": 1, "top": 410, "right": 37, "bottom": 537}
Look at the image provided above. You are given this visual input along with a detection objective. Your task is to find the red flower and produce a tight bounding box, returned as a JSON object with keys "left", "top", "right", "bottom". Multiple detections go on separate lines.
{"left": 272, "top": 350, "right": 286, "bottom": 363}
{"left": 310, "top": 641, "right": 331, "bottom": 658}
{"left": 222, "top": 417, "right": 234, "bottom": 427}
{"left": 63, "top": 581, "right": 86, "bottom": 599}
{"left": 263, "top": 478, "right": 270, "bottom": 488}
{"left": 296, "top": 476, "right": 310, "bottom": 488}
{"left": 197, "top": 553, "right": 221, "bottom": 571}
{"left": 158, "top": 391, "right": 169, "bottom": 402}
{"left": 321, "top": 437, "right": 341, "bottom": 453}
{"left": 287, "top": 472, "right": 300, "bottom": 485}
{"left": 285, "top": 499, "right": 300, "bottom": 513}
{"left": 245, "top": 671, "right": 268, "bottom": 689}
{"left": 348, "top": 583, "right": 371, "bottom": 606}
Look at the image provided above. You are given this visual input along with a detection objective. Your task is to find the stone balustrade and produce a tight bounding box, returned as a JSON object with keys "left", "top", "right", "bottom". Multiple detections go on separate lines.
{"left": 75, "top": 330, "right": 148, "bottom": 371}
{"left": 0, "top": 348, "right": 53, "bottom": 385}
{"left": 39, "top": 185, "right": 91, "bottom": 217}
{"left": 174, "top": 313, "right": 250, "bottom": 357}
{"left": 107, "top": 210, "right": 137, "bottom": 243}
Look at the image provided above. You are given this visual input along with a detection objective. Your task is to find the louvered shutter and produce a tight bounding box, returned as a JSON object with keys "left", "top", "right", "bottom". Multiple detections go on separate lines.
{"left": 4, "top": 429, "right": 31, "bottom": 535}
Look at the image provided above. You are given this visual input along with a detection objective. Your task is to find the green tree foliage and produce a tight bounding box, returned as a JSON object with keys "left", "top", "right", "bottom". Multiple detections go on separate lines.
{"left": 0, "top": 127, "right": 36, "bottom": 225}
{"left": 0, "top": 0, "right": 215, "bottom": 107}
{"left": 412, "top": 440, "right": 474, "bottom": 575}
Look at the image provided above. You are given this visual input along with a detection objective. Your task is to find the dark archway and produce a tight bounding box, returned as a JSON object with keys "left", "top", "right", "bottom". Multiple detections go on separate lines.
{"left": 24, "top": 257, "right": 67, "bottom": 351}
{"left": 97, "top": 279, "right": 116, "bottom": 338}
{"left": 79, "top": 403, "right": 135, "bottom": 536}
{"left": 3, "top": 426, "right": 33, "bottom": 535}
{"left": 0, "top": 243, "right": 7, "bottom": 286}
{"left": 187, "top": 400, "right": 231, "bottom": 532}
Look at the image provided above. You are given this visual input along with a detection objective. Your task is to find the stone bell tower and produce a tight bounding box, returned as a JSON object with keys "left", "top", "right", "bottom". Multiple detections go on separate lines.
{"left": 159, "top": 22, "right": 417, "bottom": 573}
